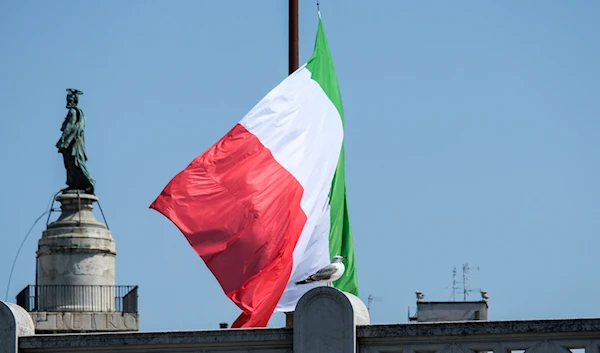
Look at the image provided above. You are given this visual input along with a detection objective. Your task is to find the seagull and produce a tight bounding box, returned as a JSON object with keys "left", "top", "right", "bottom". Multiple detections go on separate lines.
{"left": 416, "top": 291, "right": 425, "bottom": 302}
{"left": 295, "top": 255, "right": 347, "bottom": 287}
{"left": 480, "top": 291, "right": 489, "bottom": 301}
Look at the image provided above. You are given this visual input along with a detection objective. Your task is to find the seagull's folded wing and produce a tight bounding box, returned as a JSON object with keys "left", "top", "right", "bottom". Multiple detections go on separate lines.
{"left": 310, "top": 264, "right": 338, "bottom": 281}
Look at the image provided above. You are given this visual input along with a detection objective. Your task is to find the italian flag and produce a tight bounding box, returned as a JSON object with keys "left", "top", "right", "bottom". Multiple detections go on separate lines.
{"left": 150, "top": 17, "right": 358, "bottom": 328}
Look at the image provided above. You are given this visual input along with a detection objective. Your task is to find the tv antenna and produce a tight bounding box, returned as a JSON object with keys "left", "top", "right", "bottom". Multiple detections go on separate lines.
{"left": 461, "top": 263, "right": 480, "bottom": 301}
{"left": 367, "top": 293, "right": 382, "bottom": 312}
{"left": 450, "top": 266, "right": 459, "bottom": 301}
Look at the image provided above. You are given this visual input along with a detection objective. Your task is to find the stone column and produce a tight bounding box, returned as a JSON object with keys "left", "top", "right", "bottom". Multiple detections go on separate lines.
{"left": 293, "top": 287, "right": 370, "bottom": 353}
{"left": 0, "top": 301, "right": 35, "bottom": 353}
{"left": 36, "top": 191, "right": 116, "bottom": 312}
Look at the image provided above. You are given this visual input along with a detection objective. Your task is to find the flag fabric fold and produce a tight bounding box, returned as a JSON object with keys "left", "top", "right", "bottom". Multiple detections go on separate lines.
{"left": 150, "top": 17, "right": 358, "bottom": 328}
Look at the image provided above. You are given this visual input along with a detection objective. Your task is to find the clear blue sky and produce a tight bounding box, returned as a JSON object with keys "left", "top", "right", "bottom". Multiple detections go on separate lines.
{"left": 1, "top": 1, "right": 599, "bottom": 331}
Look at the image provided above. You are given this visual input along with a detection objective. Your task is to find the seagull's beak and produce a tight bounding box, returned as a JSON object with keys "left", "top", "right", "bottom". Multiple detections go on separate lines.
{"left": 342, "top": 256, "right": 348, "bottom": 260}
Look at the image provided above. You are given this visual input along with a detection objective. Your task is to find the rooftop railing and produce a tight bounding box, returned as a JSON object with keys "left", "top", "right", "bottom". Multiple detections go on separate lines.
{"left": 16, "top": 285, "right": 138, "bottom": 313}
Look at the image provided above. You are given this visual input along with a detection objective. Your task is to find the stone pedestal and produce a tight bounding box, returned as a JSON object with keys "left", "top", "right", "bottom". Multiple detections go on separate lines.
{"left": 36, "top": 191, "right": 116, "bottom": 312}
{"left": 293, "top": 287, "right": 369, "bottom": 353}
{"left": 0, "top": 301, "right": 34, "bottom": 353}
{"left": 16, "top": 191, "right": 139, "bottom": 334}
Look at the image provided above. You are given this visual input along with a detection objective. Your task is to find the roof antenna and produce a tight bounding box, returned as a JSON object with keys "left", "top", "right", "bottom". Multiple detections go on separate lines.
{"left": 367, "top": 293, "right": 382, "bottom": 312}
{"left": 451, "top": 266, "right": 458, "bottom": 301}
{"left": 461, "top": 263, "right": 481, "bottom": 301}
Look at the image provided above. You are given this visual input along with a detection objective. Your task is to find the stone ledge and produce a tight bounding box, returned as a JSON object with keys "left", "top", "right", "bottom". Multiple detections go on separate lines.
{"left": 40, "top": 226, "right": 111, "bottom": 234}
{"left": 44, "top": 221, "right": 108, "bottom": 231}
{"left": 358, "top": 317, "right": 600, "bottom": 341}
{"left": 19, "top": 328, "right": 293, "bottom": 349}
{"left": 18, "top": 318, "right": 600, "bottom": 351}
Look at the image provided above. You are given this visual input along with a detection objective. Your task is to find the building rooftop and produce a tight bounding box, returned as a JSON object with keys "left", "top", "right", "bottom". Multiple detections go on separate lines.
{"left": 4, "top": 287, "right": 600, "bottom": 353}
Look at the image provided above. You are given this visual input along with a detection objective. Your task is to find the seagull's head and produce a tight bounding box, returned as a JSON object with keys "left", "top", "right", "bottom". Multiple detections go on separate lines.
{"left": 331, "top": 255, "right": 347, "bottom": 263}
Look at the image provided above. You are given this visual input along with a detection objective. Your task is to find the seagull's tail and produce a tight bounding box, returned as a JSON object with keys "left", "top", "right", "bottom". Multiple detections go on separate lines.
{"left": 295, "top": 278, "right": 312, "bottom": 285}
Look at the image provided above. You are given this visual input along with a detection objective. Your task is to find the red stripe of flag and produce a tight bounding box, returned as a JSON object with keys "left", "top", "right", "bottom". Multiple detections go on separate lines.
{"left": 150, "top": 124, "right": 307, "bottom": 327}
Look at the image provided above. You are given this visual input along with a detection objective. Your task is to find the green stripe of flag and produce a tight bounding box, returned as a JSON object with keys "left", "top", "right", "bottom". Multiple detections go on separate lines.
{"left": 306, "top": 17, "right": 358, "bottom": 296}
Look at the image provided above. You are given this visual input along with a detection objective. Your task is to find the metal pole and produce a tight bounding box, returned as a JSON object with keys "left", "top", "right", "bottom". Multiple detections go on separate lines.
{"left": 34, "top": 258, "right": 38, "bottom": 310}
{"left": 289, "top": 0, "right": 299, "bottom": 75}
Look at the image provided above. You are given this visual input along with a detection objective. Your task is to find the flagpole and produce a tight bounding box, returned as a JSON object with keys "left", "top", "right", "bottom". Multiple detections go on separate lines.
{"left": 289, "top": 0, "right": 299, "bottom": 75}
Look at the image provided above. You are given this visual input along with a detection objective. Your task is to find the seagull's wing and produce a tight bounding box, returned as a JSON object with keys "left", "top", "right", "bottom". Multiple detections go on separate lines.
{"left": 308, "top": 264, "right": 339, "bottom": 281}
{"left": 295, "top": 264, "right": 342, "bottom": 285}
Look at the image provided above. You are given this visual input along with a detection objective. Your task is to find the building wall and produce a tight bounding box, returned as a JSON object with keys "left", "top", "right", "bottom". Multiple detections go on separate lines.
{"left": 415, "top": 301, "right": 488, "bottom": 322}
{"left": 16, "top": 318, "right": 600, "bottom": 353}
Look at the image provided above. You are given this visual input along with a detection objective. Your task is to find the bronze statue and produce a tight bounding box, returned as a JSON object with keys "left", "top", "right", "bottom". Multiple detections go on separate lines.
{"left": 56, "top": 89, "right": 95, "bottom": 194}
